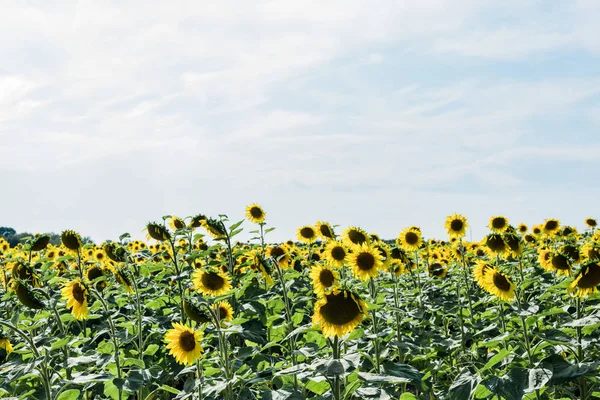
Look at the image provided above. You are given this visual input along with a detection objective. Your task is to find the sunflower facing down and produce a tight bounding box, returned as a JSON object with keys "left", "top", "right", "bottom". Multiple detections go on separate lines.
{"left": 315, "top": 221, "right": 335, "bottom": 241}
{"left": 445, "top": 213, "right": 469, "bottom": 239}
{"left": 585, "top": 218, "right": 597, "bottom": 229}
{"left": 549, "top": 253, "right": 572, "bottom": 276}
{"left": 481, "top": 268, "right": 516, "bottom": 301}
{"left": 309, "top": 264, "right": 339, "bottom": 296}
{"left": 341, "top": 226, "right": 370, "bottom": 247}
{"left": 246, "top": 203, "right": 266, "bottom": 224}
{"left": 428, "top": 262, "right": 447, "bottom": 279}
{"left": 62, "top": 279, "right": 89, "bottom": 320}
{"left": 164, "top": 322, "right": 203, "bottom": 365}
{"left": 397, "top": 228, "right": 422, "bottom": 252}
{"left": 61, "top": 230, "right": 82, "bottom": 251}
{"left": 212, "top": 300, "right": 234, "bottom": 324}
{"left": 192, "top": 269, "right": 232, "bottom": 297}
{"left": 568, "top": 262, "right": 600, "bottom": 297}
{"left": 169, "top": 216, "right": 186, "bottom": 231}
{"left": 312, "top": 289, "right": 368, "bottom": 338}
{"left": 348, "top": 243, "right": 383, "bottom": 281}
{"left": 324, "top": 241, "right": 347, "bottom": 268}
{"left": 484, "top": 233, "right": 508, "bottom": 256}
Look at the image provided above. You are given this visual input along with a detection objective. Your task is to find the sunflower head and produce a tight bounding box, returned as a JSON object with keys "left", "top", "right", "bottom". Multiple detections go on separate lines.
{"left": 397, "top": 227, "right": 422, "bottom": 252}
{"left": 169, "top": 216, "right": 186, "bottom": 231}
{"left": 550, "top": 253, "right": 571, "bottom": 276}
{"left": 31, "top": 234, "right": 51, "bottom": 251}
{"left": 503, "top": 233, "right": 523, "bottom": 257}
{"left": 202, "top": 218, "right": 227, "bottom": 239}
{"left": 189, "top": 214, "right": 208, "bottom": 228}
{"left": 324, "top": 241, "right": 347, "bottom": 268}
{"left": 517, "top": 223, "right": 528, "bottom": 234}
{"left": 315, "top": 221, "right": 335, "bottom": 240}
{"left": 348, "top": 243, "right": 383, "bottom": 281}
{"left": 146, "top": 222, "right": 171, "bottom": 242}
{"left": 61, "top": 279, "right": 89, "bottom": 320}
{"left": 473, "top": 260, "right": 494, "bottom": 288}
{"left": 0, "top": 334, "right": 13, "bottom": 353}
{"left": 488, "top": 216, "right": 509, "bottom": 233}
{"left": 213, "top": 300, "right": 234, "bottom": 324}
{"left": 428, "top": 262, "right": 447, "bottom": 278}
{"left": 585, "top": 218, "right": 597, "bottom": 228}
{"left": 309, "top": 264, "right": 339, "bottom": 296}
{"left": 341, "top": 226, "right": 370, "bottom": 247}
{"left": 61, "top": 230, "right": 82, "bottom": 251}
{"left": 312, "top": 289, "right": 368, "bottom": 338}
{"left": 192, "top": 269, "right": 232, "bottom": 296}
{"left": 532, "top": 225, "right": 543, "bottom": 235}
{"left": 296, "top": 226, "right": 318, "bottom": 244}
{"left": 445, "top": 213, "right": 469, "bottom": 238}
{"left": 543, "top": 218, "right": 561, "bottom": 235}
{"left": 481, "top": 268, "right": 516, "bottom": 301}
{"left": 568, "top": 262, "right": 600, "bottom": 297}
{"left": 484, "top": 233, "right": 507, "bottom": 255}
{"left": 164, "top": 322, "right": 203, "bottom": 365}
{"left": 245, "top": 203, "right": 266, "bottom": 224}
{"left": 183, "top": 299, "right": 211, "bottom": 324}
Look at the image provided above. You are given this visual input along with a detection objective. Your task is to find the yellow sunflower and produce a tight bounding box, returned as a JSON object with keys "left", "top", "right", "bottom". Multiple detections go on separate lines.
{"left": 488, "top": 216, "right": 509, "bottom": 233}
{"left": 549, "top": 253, "right": 572, "bottom": 276}
{"left": 374, "top": 242, "right": 391, "bottom": 270}
{"left": 61, "top": 279, "right": 89, "bottom": 320}
{"left": 348, "top": 243, "right": 383, "bottom": 281}
{"left": 503, "top": 233, "right": 523, "bottom": 257}
{"left": 517, "top": 223, "right": 528, "bottom": 234}
{"left": 445, "top": 213, "right": 469, "bottom": 239}
{"left": 538, "top": 248, "right": 553, "bottom": 271}
{"left": 296, "top": 225, "right": 318, "bottom": 244}
{"left": 212, "top": 300, "right": 234, "bottom": 323}
{"left": 309, "top": 264, "right": 339, "bottom": 296}
{"left": 192, "top": 269, "right": 232, "bottom": 296}
{"left": 169, "top": 216, "right": 186, "bottom": 231}
{"left": 245, "top": 203, "right": 266, "bottom": 224}
{"left": 428, "top": 262, "right": 447, "bottom": 279}
{"left": 473, "top": 260, "right": 494, "bottom": 288}
{"left": 484, "top": 233, "right": 508, "bottom": 256}
{"left": 0, "top": 334, "right": 13, "bottom": 353}
{"left": 581, "top": 241, "right": 600, "bottom": 263}
{"left": 481, "top": 269, "right": 516, "bottom": 301}
{"left": 324, "top": 241, "right": 347, "bottom": 268}
{"left": 531, "top": 224, "right": 543, "bottom": 236}
{"left": 396, "top": 228, "right": 422, "bottom": 252}
{"left": 164, "top": 322, "right": 203, "bottom": 365}
{"left": 584, "top": 217, "right": 597, "bottom": 229}
{"left": 341, "top": 226, "right": 370, "bottom": 247}
{"left": 61, "top": 230, "right": 82, "bottom": 251}
{"left": 267, "top": 244, "right": 291, "bottom": 269}
{"left": 568, "top": 262, "right": 600, "bottom": 297}
{"left": 315, "top": 221, "right": 335, "bottom": 241}
{"left": 542, "top": 218, "right": 561, "bottom": 235}
{"left": 312, "top": 289, "right": 368, "bottom": 338}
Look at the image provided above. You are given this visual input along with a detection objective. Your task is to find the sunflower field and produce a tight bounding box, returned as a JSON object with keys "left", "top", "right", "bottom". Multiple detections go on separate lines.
{"left": 1, "top": 207, "right": 600, "bottom": 400}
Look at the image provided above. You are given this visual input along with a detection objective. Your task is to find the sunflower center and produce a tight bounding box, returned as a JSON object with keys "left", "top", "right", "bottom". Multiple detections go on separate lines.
{"left": 551, "top": 254, "right": 570, "bottom": 270}
{"left": 179, "top": 331, "right": 196, "bottom": 352}
{"left": 533, "top": 228, "right": 541, "bottom": 234}
{"left": 88, "top": 267, "right": 103, "bottom": 281}
{"left": 405, "top": 232, "right": 419, "bottom": 245}
{"left": 545, "top": 220, "right": 558, "bottom": 231}
{"left": 331, "top": 246, "right": 346, "bottom": 261}
{"left": 492, "top": 218, "right": 506, "bottom": 229}
{"left": 577, "top": 263, "right": 600, "bottom": 289}
{"left": 319, "top": 292, "right": 361, "bottom": 325}
{"left": 319, "top": 225, "right": 333, "bottom": 238}
{"left": 348, "top": 230, "right": 367, "bottom": 245}
{"left": 356, "top": 252, "right": 375, "bottom": 270}
{"left": 250, "top": 207, "right": 263, "bottom": 218}
{"left": 588, "top": 248, "right": 600, "bottom": 259}
{"left": 586, "top": 219, "right": 597, "bottom": 227}
{"left": 218, "top": 306, "right": 229, "bottom": 320}
{"left": 271, "top": 247, "right": 285, "bottom": 258}
{"left": 300, "top": 227, "right": 315, "bottom": 239}
{"left": 492, "top": 272, "right": 511, "bottom": 292}
{"left": 201, "top": 272, "right": 225, "bottom": 290}
{"left": 519, "top": 226, "right": 527, "bottom": 233}
{"left": 319, "top": 269, "right": 335, "bottom": 287}
{"left": 450, "top": 220, "right": 464, "bottom": 232}
{"left": 72, "top": 282, "right": 85, "bottom": 304}
{"left": 429, "top": 263, "right": 444, "bottom": 276}
{"left": 486, "top": 235, "right": 506, "bottom": 252}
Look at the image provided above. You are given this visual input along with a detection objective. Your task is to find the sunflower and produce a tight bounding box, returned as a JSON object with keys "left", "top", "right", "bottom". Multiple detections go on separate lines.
{"left": 192, "top": 269, "right": 231, "bottom": 296}
{"left": 568, "top": 262, "right": 600, "bottom": 297}
{"left": 445, "top": 213, "right": 469, "bottom": 239}
{"left": 543, "top": 218, "right": 561, "bottom": 235}
{"left": 93, "top": 249, "right": 106, "bottom": 263}
{"left": 348, "top": 243, "right": 383, "bottom": 281}
{"left": 201, "top": 218, "right": 226, "bottom": 239}
{"left": 324, "top": 241, "right": 347, "bottom": 268}
{"left": 212, "top": 300, "right": 234, "bottom": 323}
{"left": 246, "top": 203, "right": 266, "bottom": 224}
{"left": 267, "top": 244, "right": 291, "bottom": 269}
{"left": 61, "top": 279, "right": 89, "bottom": 320}
{"left": 561, "top": 244, "right": 581, "bottom": 264}
{"left": 0, "top": 334, "right": 13, "bottom": 353}
{"left": 374, "top": 242, "right": 391, "bottom": 270}
{"left": 183, "top": 299, "right": 211, "bottom": 324}
{"left": 523, "top": 234, "right": 536, "bottom": 244}
{"left": 484, "top": 233, "right": 508, "bottom": 256}
{"left": 473, "top": 260, "right": 494, "bottom": 288}
{"left": 189, "top": 214, "right": 208, "bottom": 228}
{"left": 309, "top": 264, "right": 339, "bottom": 296}
{"left": 169, "top": 216, "right": 186, "bottom": 231}
{"left": 549, "top": 253, "right": 571, "bottom": 276}
{"left": 115, "top": 268, "right": 134, "bottom": 294}
{"left": 61, "top": 230, "right": 82, "bottom": 251}
{"left": 561, "top": 226, "right": 578, "bottom": 237}
{"left": 538, "top": 248, "right": 553, "bottom": 270}
{"left": 296, "top": 225, "right": 318, "bottom": 244}
{"left": 31, "top": 234, "right": 50, "bottom": 251}
{"left": 585, "top": 218, "right": 597, "bottom": 229}
{"left": 531, "top": 225, "right": 543, "bottom": 236}
{"left": 164, "top": 322, "right": 203, "bottom": 365}
{"left": 397, "top": 228, "right": 422, "bottom": 252}
{"left": 146, "top": 222, "right": 171, "bottom": 242}
{"left": 87, "top": 266, "right": 107, "bottom": 290}
{"left": 581, "top": 241, "right": 600, "bottom": 262}
{"left": 341, "top": 226, "right": 370, "bottom": 247}
{"left": 517, "top": 223, "right": 528, "bottom": 234}
{"left": 428, "top": 262, "right": 447, "bottom": 278}
{"left": 488, "top": 216, "right": 509, "bottom": 233}
{"left": 481, "top": 268, "right": 516, "bottom": 301}
{"left": 312, "top": 289, "right": 368, "bottom": 338}
{"left": 315, "top": 221, "right": 335, "bottom": 241}
{"left": 503, "top": 233, "right": 523, "bottom": 257}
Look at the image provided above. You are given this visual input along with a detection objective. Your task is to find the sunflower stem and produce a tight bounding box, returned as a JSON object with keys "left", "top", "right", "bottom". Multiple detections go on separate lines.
{"left": 576, "top": 297, "right": 587, "bottom": 400}
{"left": 332, "top": 336, "right": 341, "bottom": 400}
{"left": 168, "top": 238, "right": 186, "bottom": 324}
{"left": 516, "top": 294, "right": 541, "bottom": 400}
{"left": 391, "top": 272, "right": 404, "bottom": 363}
{"left": 368, "top": 277, "right": 381, "bottom": 373}
{"left": 93, "top": 289, "right": 122, "bottom": 400}
{"left": 454, "top": 280, "right": 467, "bottom": 354}
{"left": 196, "top": 358, "right": 203, "bottom": 400}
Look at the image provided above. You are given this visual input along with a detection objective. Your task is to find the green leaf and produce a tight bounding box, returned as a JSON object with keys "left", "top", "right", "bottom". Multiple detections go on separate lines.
{"left": 160, "top": 384, "right": 180, "bottom": 395}
{"left": 51, "top": 336, "right": 71, "bottom": 350}
{"left": 527, "top": 368, "right": 552, "bottom": 392}
{"left": 57, "top": 389, "right": 80, "bottom": 400}
{"left": 305, "top": 378, "right": 329, "bottom": 395}
{"left": 449, "top": 370, "right": 480, "bottom": 400}
{"left": 357, "top": 372, "right": 410, "bottom": 384}
{"left": 400, "top": 394, "right": 418, "bottom": 400}
{"left": 482, "top": 348, "right": 512, "bottom": 372}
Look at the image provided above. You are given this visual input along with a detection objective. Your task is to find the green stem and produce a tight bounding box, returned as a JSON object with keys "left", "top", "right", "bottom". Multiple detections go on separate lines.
{"left": 576, "top": 298, "right": 586, "bottom": 400}
{"left": 516, "top": 295, "right": 540, "bottom": 400}
{"left": 391, "top": 273, "right": 404, "bottom": 363}
{"left": 332, "top": 336, "right": 341, "bottom": 400}
{"left": 94, "top": 290, "right": 122, "bottom": 400}
{"left": 168, "top": 239, "right": 186, "bottom": 324}
{"left": 368, "top": 278, "right": 381, "bottom": 373}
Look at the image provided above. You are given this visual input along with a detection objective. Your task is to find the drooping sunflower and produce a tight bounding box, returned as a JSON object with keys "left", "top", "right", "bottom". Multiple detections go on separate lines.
{"left": 267, "top": 244, "right": 291, "bottom": 269}
{"left": 189, "top": 214, "right": 208, "bottom": 228}
{"left": 114, "top": 268, "right": 134, "bottom": 294}
{"left": 146, "top": 222, "right": 171, "bottom": 242}
{"left": 581, "top": 241, "right": 600, "bottom": 263}
{"left": 348, "top": 243, "right": 383, "bottom": 281}
{"left": 484, "top": 233, "right": 508, "bottom": 256}
{"left": 445, "top": 213, "right": 469, "bottom": 239}
{"left": 488, "top": 216, "right": 509, "bottom": 233}
{"left": 192, "top": 269, "right": 232, "bottom": 296}
{"left": 517, "top": 223, "right": 528, "bottom": 234}
{"left": 428, "top": 262, "right": 447, "bottom": 279}
{"left": 31, "top": 234, "right": 50, "bottom": 251}
{"left": 61, "top": 230, "right": 82, "bottom": 251}
{"left": 568, "top": 262, "right": 600, "bottom": 297}
{"left": 201, "top": 218, "right": 226, "bottom": 239}
{"left": 169, "top": 216, "right": 186, "bottom": 231}
{"left": 315, "top": 221, "right": 335, "bottom": 241}
{"left": 585, "top": 218, "right": 597, "bottom": 229}
{"left": 309, "top": 264, "right": 339, "bottom": 296}
{"left": 396, "top": 228, "right": 422, "bottom": 252}
{"left": 481, "top": 268, "right": 516, "bottom": 301}
{"left": 543, "top": 218, "right": 561, "bottom": 235}
{"left": 297, "top": 226, "right": 318, "bottom": 244}
{"left": 561, "top": 226, "right": 578, "bottom": 237}
{"left": 503, "top": 233, "right": 523, "bottom": 257}
{"left": 164, "top": 322, "right": 203, "bottom": 365}
{"left": 549, "top": 253, "right": 572, "bottom": 276}
{"left": 561, "top": 244, "right": 581, "bottom": 264}
{"left": 473, "top": 260, "right": 494, "bottom": 288}
{"left": 183, "top": 299, "right": 211, "bottom": 324}
{"left": 341, "top": 226, "right": 370, "bottom": 247}
{"left": 245, "top": 203, "right": 266, "bottom": 224}
{"left": 61, "top": 279, "right": 89, "bottom": 320}
{"left": 312, "top": 289, "right": 368, "bottom": 338}
{"left": 0, "top": 334, "right": 13, "bottom": 353}
{"left": 87, "top": 266, "right": 107, "bottom": 290}
{"left": 324, "top": 241, "right": 347, "bottom": 268}
{"left": 212, "top": 300, "right": 234, "bottom": 323}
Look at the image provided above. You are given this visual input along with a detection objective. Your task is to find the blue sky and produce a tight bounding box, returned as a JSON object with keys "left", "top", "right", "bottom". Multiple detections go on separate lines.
{"left": 1, "top": 0, "right": 599, "bottom": 243}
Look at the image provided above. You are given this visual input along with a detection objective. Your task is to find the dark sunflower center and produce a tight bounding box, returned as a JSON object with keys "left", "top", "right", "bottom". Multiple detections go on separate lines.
{"left": 320, "top": 225, "right": 333, "bottom": 238}
{"left": 492, "top": 218, "right": 506, "bottom": 229}
{"left": 174, "top": 219, "right": 185, "bottom": 229}
{"left": 62, "top": 232, "right": 81, "bottom": 250}
{"left": 519, "top": 226, "right": 527, "bottom": 233}
{"left": 179, "top": 331, "right": 196, "bottom": 352}
{"left": 492, "top": 272, "right": 511, "bottom": 292}
{"left": 218, "top": 306, "right": 229, "bottom": 320}
{"left": 348, "top": 230, "right": 367, "bottom": 245}
{"left": 545, "top": 220, "right": 558, "bottom": 231}
{"left": 551, "top": 254, "right": 570, "bottom": 270}
{"left": 486, "top": 235, "right": 506, "bottom": 252}
{"left": 588, "top": 248, "right": 600, "bottom": 260}
{"left": 319, "top": 292, "right": 361, "bottom": 325}
{"left": 311, "top": 253, "right": 321, "bottom": 261}
{"left": 450, "top": 220, "right": 464, "bottom": 232}
{"left": 562, "top": 227, "right": 574, "bottom": 236}
{"left": 201, "top": 272, "right": 225, "bottom": 290}
{"left": 72, "top": 283, "right": 85, "bottom": 304}
{"left": 88, "top": 267, "right": 103, "bottom": 281}
{"left": 476, "top": 249, "right": 486, "bottom": 257}
{"left": 319, "top": 269, "right": 335, "bottom": 287}
{"left": 586, "top": 219, "right": 597, "bottom": 227}
{"left": 524, "top": 234, "right": 535, "bottom": 243}
{"left": 356, "top": 252, "right": 375, "bottom": 270}
{"left": 405, "top": 232, "right": 419, "bottom": 245}
{"left": 250, "top": 207, "right": 263, "bottom": 218}
{"left": 533, "top": 228, "right": 541, "bottom": 234}
{"left": 429, "top": 263, "right": 444, "bottom": 276}
{"left": 577, "top": 263, "right": 600, "bottom": 289}
{"left": 563, "top": 245, "right": 580, "bottom": 261}
{"left": 96, "top": 253, "right": 105, "bottom": 260}
{"left": 331, "top": 246, "right": 346, "bottom": 261}
{"left": 271, "top": 247, "right": 285, "bottom": 258}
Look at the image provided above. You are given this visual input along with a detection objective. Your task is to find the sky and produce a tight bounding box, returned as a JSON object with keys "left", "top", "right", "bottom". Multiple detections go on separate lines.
{"left": 1, "top": 0, "right": 600, "bottom": 244}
